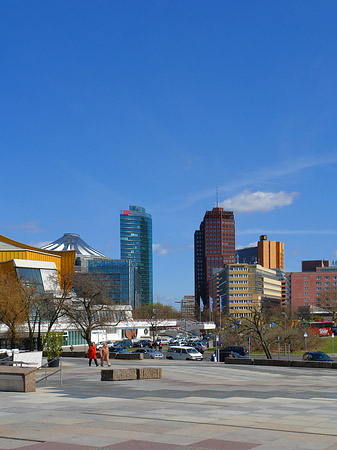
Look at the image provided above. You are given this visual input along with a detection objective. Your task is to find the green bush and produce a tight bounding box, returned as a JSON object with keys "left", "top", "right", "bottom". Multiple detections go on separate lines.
{"left": 42, "top": 331, "right": 63, "bottom": 360}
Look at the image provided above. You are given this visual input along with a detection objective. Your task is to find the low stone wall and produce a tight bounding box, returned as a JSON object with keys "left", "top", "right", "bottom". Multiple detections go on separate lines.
{"left": 112, "top": 353, "right": 144, "bottom": 360}
{"left": 101, "top": 367, "right": 162, "bottom": 381}
{"left": 0, "top": 367, "right": 36, "bottom": 392}
{"left": 101, "top": 368, "right": 138, "bottom": 381}
{"left": 224, "top": 358, "right": 337, "bottom": 369}
{"left": 137, "top": 367, "right": 162, "bottom": 379}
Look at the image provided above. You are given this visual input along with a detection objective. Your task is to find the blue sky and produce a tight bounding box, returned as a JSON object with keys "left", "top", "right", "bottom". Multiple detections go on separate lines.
{"left": 1, "top": 1, "right": 337, "bottom": 307}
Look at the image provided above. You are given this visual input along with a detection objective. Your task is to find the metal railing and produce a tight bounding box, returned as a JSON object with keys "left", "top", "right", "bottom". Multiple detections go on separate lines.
{"left": 0, "top": 355, "right": 62, "bottom": 387}
{"left": 36, "top": 358, "right": 63, "bottom": 387}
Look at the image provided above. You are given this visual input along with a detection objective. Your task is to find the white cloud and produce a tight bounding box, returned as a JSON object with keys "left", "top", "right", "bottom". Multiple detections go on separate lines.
{"left": 153, "top": 242, "right": 193, "bottom": 256}
{"left": 333, "top": 250, "right": 337, "bottom": 258}
{"left": 12, "top": 222, "right": 44, "bottom": 233}
{"left": 220, "top": 190, "right": 298, "bottom": 213}
{"left": 153, "top": 243, "right": 169, "bottom": 256}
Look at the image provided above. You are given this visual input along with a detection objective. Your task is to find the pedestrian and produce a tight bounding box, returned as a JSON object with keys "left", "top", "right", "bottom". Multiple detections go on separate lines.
{"left": 88, "top": 342, "right": 99, "bottom": 366}
{"left": 100, "top": 342, "right": 111, "bottom": 367}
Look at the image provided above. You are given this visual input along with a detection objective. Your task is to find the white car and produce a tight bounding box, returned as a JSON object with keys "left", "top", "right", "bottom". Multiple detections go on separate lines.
{"left": 166, "top": 346, "right": 203, "bottom": 361}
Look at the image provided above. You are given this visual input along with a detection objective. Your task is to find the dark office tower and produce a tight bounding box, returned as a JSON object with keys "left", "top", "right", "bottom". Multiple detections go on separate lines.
{"left": 120, "top": 205, "right": 153, "bottom": 305}
{"left": 194, "top": 207, "right": 235, "bottom": 312}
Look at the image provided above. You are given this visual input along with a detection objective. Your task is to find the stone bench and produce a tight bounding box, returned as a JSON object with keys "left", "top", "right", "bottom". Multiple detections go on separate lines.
{"left": 0, "top": 366, "right": 36, "bottom": 392}
{"left": 101, "top": 367, "right": 162, "bottom": 381}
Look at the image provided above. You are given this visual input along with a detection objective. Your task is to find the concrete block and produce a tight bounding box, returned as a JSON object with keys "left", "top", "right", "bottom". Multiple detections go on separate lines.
{"left": 0, "top": 367, "right": 36, "bottom": 392}
{"left": 137, "top": 367, "right": 162, "bottom": 379}
{"left": 101, "top": 368, "right": 137, "bottom": 381}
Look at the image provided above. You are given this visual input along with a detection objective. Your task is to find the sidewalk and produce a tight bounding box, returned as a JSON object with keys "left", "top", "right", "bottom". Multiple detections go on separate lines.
{"left": 1, "top": 358, "right": 337, "bottom": 449}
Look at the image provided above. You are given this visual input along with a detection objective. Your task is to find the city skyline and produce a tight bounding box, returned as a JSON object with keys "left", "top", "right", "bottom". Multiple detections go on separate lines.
{"left": 1, "top": 2, "right": 337, "bottom": 307}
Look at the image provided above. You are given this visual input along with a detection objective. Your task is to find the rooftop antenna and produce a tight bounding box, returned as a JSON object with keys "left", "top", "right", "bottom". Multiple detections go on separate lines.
{"left": 216, "top": 186, "right": 219, "bottom": 207}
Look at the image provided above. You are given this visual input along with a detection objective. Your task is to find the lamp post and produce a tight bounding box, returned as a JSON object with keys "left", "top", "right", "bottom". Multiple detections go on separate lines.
{"left": 282, "top": 312, "right": 287, "bottom": 355}
{"left": 332, "top": 333, "right": 335, "bottom": 355}
{"left": 303, "top": 332, "right": 308, "bottom": 353}
{"left": 277, "top": 336, "right": 280, "bottom": 360}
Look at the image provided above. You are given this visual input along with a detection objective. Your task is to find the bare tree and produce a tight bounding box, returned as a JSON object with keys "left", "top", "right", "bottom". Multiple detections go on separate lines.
{"left": 0, "top": 271, "right": 27, "bottom": 348}
{"left": 133, "top": 303, "right": 180, "bottom": 341}
{"left": 63, "top": 272, "right": 123, "bottom": 346}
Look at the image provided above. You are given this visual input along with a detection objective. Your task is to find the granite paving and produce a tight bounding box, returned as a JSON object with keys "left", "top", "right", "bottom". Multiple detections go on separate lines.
{"left": 0, "top": 358, "right": 337, "bottom": 449}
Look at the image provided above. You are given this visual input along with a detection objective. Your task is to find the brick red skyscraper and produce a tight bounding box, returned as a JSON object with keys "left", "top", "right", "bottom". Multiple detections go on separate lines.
{"left": 194, "top": 207, "right": 235, "bottom": 315}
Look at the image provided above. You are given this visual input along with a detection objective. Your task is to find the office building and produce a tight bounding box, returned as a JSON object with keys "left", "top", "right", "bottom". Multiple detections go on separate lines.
{"left": 236, "top": 246, "right": 258, "bottom": 264}
{"left": 257, "top": 235, "right": 284, "bottom": 270}
{"left": 216, "top": 263, "right": 282, "bottom": 318}
{"left": 120, "top": 205, "right": 153, "bottom": 305}
{"left": 181, "top": 295, "right": 196, "bottom": 320}
{"left": 194, "top": 207, "right": 235, "bottom": 312}
{"left": 81, "top": 258, "right": 140, "bottom": 308}
{"left": 285, "top": 260, "right": 337, "bottom": 313}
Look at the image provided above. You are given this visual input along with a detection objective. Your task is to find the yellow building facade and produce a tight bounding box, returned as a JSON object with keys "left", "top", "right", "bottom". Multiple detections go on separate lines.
{"left": 0, "top": 234, "right": 76, "bottom": 287}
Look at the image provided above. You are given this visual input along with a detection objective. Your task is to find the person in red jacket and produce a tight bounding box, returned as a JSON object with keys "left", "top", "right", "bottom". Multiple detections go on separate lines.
{"left": 88, "top": 342, "right": 98, "bottom": 366}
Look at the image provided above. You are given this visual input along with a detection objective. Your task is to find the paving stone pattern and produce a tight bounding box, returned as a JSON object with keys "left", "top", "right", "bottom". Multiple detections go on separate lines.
{"left": 0, "top": 358, "right": 337, "bottom": 449}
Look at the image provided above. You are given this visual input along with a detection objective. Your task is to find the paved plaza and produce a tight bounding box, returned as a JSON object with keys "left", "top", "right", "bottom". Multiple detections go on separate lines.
{"left": 1, "top": 357, "right": 337, "bottom": 449}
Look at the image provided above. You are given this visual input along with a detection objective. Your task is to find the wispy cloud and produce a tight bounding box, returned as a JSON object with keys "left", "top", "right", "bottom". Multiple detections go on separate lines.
{"left": 155, "top": 154, "right": 337, "bottom": 212}
{"left": 153, "top": 243, "right": 170, "bottom": 256}
{"left": 11, "top": 222, "right": 44, "bottom": 233}
{"left": 153, "top": 242, "right": 193, "bottom": 256}
{"left": 30, "top": 241, "right": 52, "bottom": 248}
{"left": 220, "top": 190, "right": 298, "bottom": 213}
{"left": 237, "top": 229, "right": 337, "bottom": 236}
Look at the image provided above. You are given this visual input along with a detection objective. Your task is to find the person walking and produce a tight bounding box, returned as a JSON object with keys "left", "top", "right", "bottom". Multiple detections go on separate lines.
{"left": 100, "top": 342, "right": 111, "bottom": 367}
{"left": 88, "top": 342, "right": 98, "bottom": 366}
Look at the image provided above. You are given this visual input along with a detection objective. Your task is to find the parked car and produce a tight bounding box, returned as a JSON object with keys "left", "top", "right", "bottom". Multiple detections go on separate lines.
{"left": 221, "top": 346, "right": 248, "bottom": 356}
{"left": 113, "top": 339, "right": 133, "bottom": 348}
{"left": 189, "top": 342, "right": 204, "bottom": 354}
{"left": 156, "top": 338, "right": 170, "bottom": 345}
{"left": 133, "top": 340, "right": 151, "bottom": 348}
{"left": 166, "top": 346, "right": 203, "bottom": 361}
{"left": 134, "top": 348, "right": 164, "bottom": 359}
{"left": 109, "top": 346, "right": 130, "bottom": 354}
{"left": 302, "top": 352, "right": 334, "bottom": 362}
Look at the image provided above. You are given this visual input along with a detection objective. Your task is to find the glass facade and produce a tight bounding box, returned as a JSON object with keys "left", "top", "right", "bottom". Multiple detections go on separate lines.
{"left": 120, "top": 205, "right": 153, "bottom": 305}
{"left": 87, "top": 258, "right": 139, "bottom": 308}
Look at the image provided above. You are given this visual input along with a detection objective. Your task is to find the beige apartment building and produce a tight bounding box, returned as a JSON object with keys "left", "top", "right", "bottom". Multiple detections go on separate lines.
{"left": 214, "top": 263, "right": 282, "bottom": 318}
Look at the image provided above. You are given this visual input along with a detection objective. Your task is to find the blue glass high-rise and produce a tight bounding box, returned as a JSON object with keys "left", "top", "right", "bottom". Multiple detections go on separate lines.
{"left": 120, "top": 205, "right": 153, "bottom": 305}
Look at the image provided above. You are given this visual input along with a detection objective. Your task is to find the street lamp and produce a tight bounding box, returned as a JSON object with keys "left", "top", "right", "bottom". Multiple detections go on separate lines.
{"left": 303, "top": 332, "right": 308, "bottom": 352}
{"left": 332, "top": 333, "right": 335, "bottom": 355}
{"left": 282, "top": 312, "right": 287, "bottom": 355}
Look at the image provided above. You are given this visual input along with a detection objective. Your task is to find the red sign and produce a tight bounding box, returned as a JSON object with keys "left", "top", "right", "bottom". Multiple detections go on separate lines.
{"left": 123, "top": 210, "right": 130, "bottom": 215}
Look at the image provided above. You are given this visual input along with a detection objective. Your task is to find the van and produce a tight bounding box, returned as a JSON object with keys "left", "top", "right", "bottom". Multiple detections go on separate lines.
{"left": 166, "top": 346, "right": 203, "bottom": 361}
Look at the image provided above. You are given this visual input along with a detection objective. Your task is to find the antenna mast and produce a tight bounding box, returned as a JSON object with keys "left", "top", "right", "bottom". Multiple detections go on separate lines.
{"left": 216, "top": 186, "right": 219, "bottom": 207}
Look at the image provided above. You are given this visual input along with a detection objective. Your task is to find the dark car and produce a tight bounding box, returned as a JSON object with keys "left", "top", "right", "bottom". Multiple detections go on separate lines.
{"left": 189, "top": 342, "right": 205, "bottom": 354}
{"left": 114, "top": 339, "right": 133, "bottom": 348}
{"left": 133, "top": 340, "right": 151, "bottom": 348}
{"left": 109, "top": 346, "right": 130, "bottom": 354}
{"left": 222, "top": 346, "right": 248, "bottom": 356}
{"left": 303, "top": 352, "right": 334, "bottom": 362}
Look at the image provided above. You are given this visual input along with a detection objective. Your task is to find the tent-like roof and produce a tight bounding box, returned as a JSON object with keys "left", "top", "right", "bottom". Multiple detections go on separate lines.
{"left": 42, "top": 233, "right": 108, "bottom": 258}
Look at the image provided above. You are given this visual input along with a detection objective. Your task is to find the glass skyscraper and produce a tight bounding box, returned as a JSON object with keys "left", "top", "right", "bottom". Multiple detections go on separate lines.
{"left": 120, "top": 205, "right": 153, "bottom": 305}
